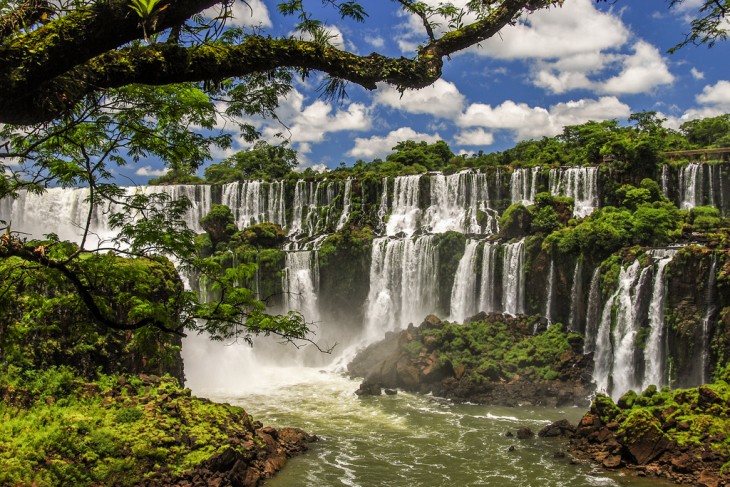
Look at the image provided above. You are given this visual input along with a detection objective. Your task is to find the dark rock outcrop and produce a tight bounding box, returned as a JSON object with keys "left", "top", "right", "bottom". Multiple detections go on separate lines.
{"left": 569, "top": 388, "right": 730, "bottom": 486}
{"left": 348, "top": 313, "right": 594, "bottom": 407}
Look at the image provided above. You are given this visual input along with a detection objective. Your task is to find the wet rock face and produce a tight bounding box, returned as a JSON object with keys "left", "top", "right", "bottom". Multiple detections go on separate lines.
{"left": 348, "top": 314, "right": 594, "bottom": 407}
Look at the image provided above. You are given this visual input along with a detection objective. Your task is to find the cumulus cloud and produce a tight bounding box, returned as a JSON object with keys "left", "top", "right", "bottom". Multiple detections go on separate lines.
{"left": 135, "top": 166, "right": 169, "bottom": 177}
{"left": 364, "top": 35, "right": 385, "bottom": 48}
{"left": 262, "top": 97, "right": 372, "bottom": 143}
{"left": 374, "top": 80, "right": 466, "bottom": 119}
{"left": 454, "top": 128, "right": 494, "bottom": 146}
{"left": 696, "top": 80, "right": 730, "bottom": 108}
{"left": 474, "top": 0, "right": 629, "bottom": 60}
{"left": 459, "top": 96, "right": 631, "bottom": 140}
{"left": 600, "top": 41, "right": 674, "bottom": 94}
{"left": 347, "top": 127, "right": 441, "bottom": 159}
{"left": 691, "top": 67, "right": 705, "bottom": 80}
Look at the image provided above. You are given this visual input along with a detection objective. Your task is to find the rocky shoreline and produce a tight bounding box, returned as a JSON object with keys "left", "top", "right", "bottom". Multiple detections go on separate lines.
{"left": 566, "top": 385, "right": 730, "bottom": 487}
{"left": 348, "top": 313, "right": 595, "bottom": 407}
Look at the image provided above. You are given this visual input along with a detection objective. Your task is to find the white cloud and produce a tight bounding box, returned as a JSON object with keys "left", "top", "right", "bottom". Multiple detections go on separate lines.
{"left": 202, "top": 0, "right": 272, "bottom": 28}
{"left": 474, "top": 0, "right": 629, "bottom": 60}
{"left": 459, "top": 96, "right": 630, "bottom": 140}
{"left": 265, "top": 100, "right": 371, "bottom": 143}
{"left": 454, "top": 128, "right": 494, "bottom": 146}
{"left": 600, "top": 41, "right": 674, "bottom": 95}
{"left": 696, "top": 80, "right": 730, "bottom": 108}
{"left": 294, "top": 163, "right": 329, "bottom": 173}
{"left": 691, "top": 67, "right": 705, "bottom": 80}
{"left": 347, "top": 127, "right": 440, "bottom": 159}
{"left": 135, "top": 165, "right": 169, "bottom": 177}
{"left": 374, "top": 80, "right": 466, "bottom": 119}
{"left": 364, "top": 35, "right": 385, "bottom": 48}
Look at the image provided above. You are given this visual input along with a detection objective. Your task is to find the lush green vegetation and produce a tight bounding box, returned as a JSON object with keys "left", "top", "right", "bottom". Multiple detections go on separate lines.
{"left": 590, "top": 367, "right": 730, "bottom": 474}
{"left": 0, "top": 368, "right": 271, "bottom": 486}
{"left": 413, "top": 318, "right": 583, "bottom": 383}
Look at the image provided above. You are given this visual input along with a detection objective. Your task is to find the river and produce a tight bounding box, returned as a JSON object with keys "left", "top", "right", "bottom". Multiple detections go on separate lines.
{"left": 183, "top": 337, "right": 672, "bottom": 487}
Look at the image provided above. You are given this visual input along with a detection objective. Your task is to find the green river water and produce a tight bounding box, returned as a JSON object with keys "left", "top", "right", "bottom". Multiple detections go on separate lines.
{"left": 194, "top": 368, "right": 674, "bottom": 487}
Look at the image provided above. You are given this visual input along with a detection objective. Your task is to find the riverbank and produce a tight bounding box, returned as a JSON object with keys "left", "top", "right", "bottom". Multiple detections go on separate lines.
{"left": 0, "top": 368, "right": 315, "bottom": 486}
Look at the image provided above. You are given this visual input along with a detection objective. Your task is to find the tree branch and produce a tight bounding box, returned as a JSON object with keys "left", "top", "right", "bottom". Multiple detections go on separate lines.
{"left": 0, "top": 234, "right": 187, "bottom": 336}
{"left": 0, "top": 0, "right": 556, "bottom": 124}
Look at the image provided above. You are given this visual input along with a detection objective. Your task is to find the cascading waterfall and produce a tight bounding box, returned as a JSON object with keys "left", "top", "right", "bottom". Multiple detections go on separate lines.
{"left": 502, "top": 239, "right": 526, "bottom": 315}
{"left": 548, "top": 167, "right": 598, "bottom": 217}
{"left": 425, "top": 172, "right": 497, "bottom": 235}
{"left": 544, "top": 258, "right": 555, "bottom": 324}
{"left": 583, "top": 267, "right": 602, "bottom": 353}
{"left": 364, "top": 236, "right": 438, "bottom": 342}
{"left": 642, "top": 249, "right": 677, "bottom": 389}
{"left": 478, "top": 242, "right": 498, "bottom": 313}
{"left": 0, "top": 184, "right": 214, "bottom": 241}
{"left": 449, "top": 239, "right": 480, "bottom": 322}
{"left": 701, "top": 255, "right": 718, "bottom": 384}
{"left": 220, "top": 180, "right": 286, "bottom": 229}
{"left": 510, "top": 167, "right": 540, "bottom": 206}
{"left": 593, "top": 260, "right": 644, "bottom": 395}
{"left": 661, "top": 164, "right": 670, "bottom": 196}
{"left": 282, "top": 250, "right": 320, "bottom": 324}
{"left": 335, "top": 178, "right": 353, "bottom": 230}
{"left": 679, "top": 163, "right": 703, "bottom": 210}
{"left": 385, "top": 175, "right": 422, "bottom": 237}
{"left": 568, "top": 258, "right": 583, "bottom": 332}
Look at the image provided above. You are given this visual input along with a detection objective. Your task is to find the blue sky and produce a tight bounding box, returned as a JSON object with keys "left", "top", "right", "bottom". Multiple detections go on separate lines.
{"left": 129, "top": 0, "right": 730, "bottom": 182}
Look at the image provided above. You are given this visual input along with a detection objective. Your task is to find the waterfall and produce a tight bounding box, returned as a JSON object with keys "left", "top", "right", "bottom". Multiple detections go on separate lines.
{"left": 679, "top": 163, "right": 703, "bottom": 210}
{"left": 335, "top": 178, "right": 353, "bottom": 230}
{"left": 593, "top": 260, "right": 645, "bottom": 395}
{"left": 583, "top": 267, "right": 601, "bottom": 353}
{"left": 544, "top": 258, "right": 555, "bottom": 324}
{"left": 661, "top": 164, "right": 669, "bottom": 197}
{"left": 548, "top": 167, "right": 598, "bottom": 217}
{"left": 385, "top": 175, "right": 422, "bottom": 237}
{"left": 478, "top": 242, "right": 499, "bottom": 313}
{"left": 1, "top": 184, "right": 213, "bottom": 242}
{"left": 282, "top": 250, "right": 320, "bottom": 324}
{"left": 364, "top": 236, "right": 438, "bottom": 341}
{"left": 701, "top": 255, "right": 718, "bottom": 384}
{"left": 220, "top": 180, "right": 286, "bottom": 230}
{"left": 502, "top": 239, "right": 525, "bottom": 315}
{"left": 425, "top": 172, "right": 497, "bottom": 235}
{"left": 449, "top": 239, "right": 480, "bottom": 322}
{"left": 510, "top": 167, "right": 540, "bottom": 206}
{"left": 642, "top": 249, "right": 677, "bottom": 389}
{"left": 568, "top": 258, "right": 583, "bottom": 332}
{"left": 289, "top": 180, "right": 340, "bottom": 242}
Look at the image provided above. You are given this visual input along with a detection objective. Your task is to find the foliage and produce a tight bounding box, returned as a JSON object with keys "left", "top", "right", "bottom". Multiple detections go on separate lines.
{"left": 0, "top": 0, "right": 570, "bottom": 125}
{"left": 544, "top": 179, "right": 681, "bottom": 257}
{"left": 0, "top": 369, "right": 277, "bottom": 486}
{"left": 589, "top": 379, "right": 730, "bottom": 470}
{"left": 204, "top": 141, "right": 299, "bottom": 183}
{"left": 419, "top": 319, "right": 582, "bottom": 382}
{"left": 200, "top": 204, "right": 237, "bottom": 247}
{"left": 499, "top": 203, "right": 532, "bottom": 238}
{"left": 669, "top": 0, "right": 730, "bottom": 51}
{"left": 0, "top": 246, "right": 186, "bottom": 379}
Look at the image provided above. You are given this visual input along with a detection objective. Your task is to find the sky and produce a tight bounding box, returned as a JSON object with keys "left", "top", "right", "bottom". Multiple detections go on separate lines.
{"left": 129, "top": 0, "right": 730, "bottom": 183}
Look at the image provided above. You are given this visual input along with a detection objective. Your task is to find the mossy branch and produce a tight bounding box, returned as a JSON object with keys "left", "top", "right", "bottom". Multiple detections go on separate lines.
{"left": 0, "top": 0, "right": 559, "bottom": 124}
